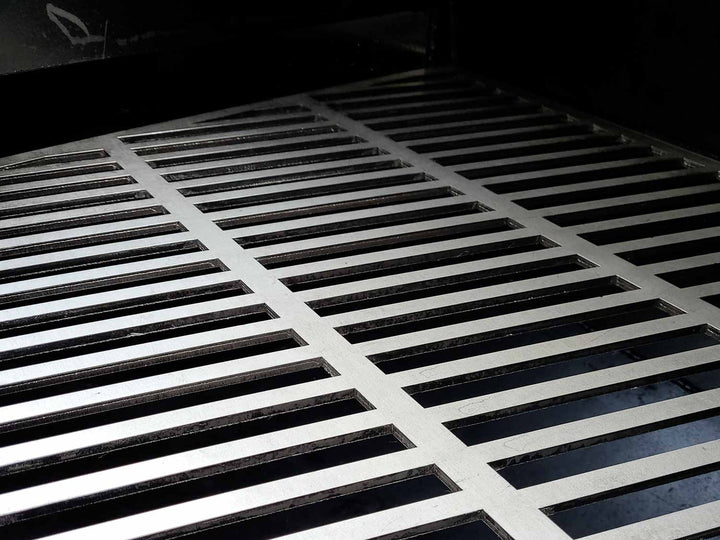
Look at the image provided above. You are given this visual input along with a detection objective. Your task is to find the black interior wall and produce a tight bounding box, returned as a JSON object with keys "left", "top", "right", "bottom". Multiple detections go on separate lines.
{"left": 454, "top": 0, "right": 720, "bottom": 159}
{"left": 0, "top": 3, "right": 427, "bottom": 157}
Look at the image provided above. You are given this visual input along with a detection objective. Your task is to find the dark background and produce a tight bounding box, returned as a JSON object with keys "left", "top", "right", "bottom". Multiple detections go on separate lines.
{"left": 2, "top": 1, "right": 719, "bottom": 159}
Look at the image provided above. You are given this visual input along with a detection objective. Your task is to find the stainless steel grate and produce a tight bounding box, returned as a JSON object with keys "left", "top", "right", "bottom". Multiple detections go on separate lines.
{"left": 2, "top": 68, "right": 720, "bottom": 540}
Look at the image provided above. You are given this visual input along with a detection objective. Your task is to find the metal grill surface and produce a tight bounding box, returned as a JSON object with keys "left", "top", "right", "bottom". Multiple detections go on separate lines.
{"left": 2, "top": 69, "right": 720, "bottom": 540}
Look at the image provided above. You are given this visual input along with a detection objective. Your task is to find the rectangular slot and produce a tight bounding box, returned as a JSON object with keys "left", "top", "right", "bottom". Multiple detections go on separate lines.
{"left": 370, "top": 300, "right": 679, "bottom": 374}
{"left": 0, "top": 176, "right": 136, "bottom": 203}
{"left": 368, "top": 103, "right": 541, "bottom": 131}
{"left": 391, "top": 113, "right": 568, "bottom": 142}
{"left": 163, "top": 148, "right": 386, "bottom": 182}
{"left": 620, "top": 236, "right": 720, "bottom": 266}
{"left": 379, "top": 512, "right": 505, "bottom": 540}
{"left": 0, "top": 331, "right": 301, "bottom": 406}
{"left": 548, "top": 467, "right": 720, "bottom": 538}
{"left": 196, "top": 172, "right": 432, "bottom": 211}
{"left": 0, "top": 259, "right": 226, "bottom": 310}
{"left": 497, "top": 412, "right": 720, "bottom": 490}
{"left": 236, "top": 201, "right": 480, "bottom": 249}
{"left": 705, "top": 294, "right": 720, "bottom": 309}
{"left": 339, "top": 277, "right": 633, "bottom": 344}
{"left": 519, "top": 169, "right": 715, "bottom": 210}
{"left": 135, "top": 125, "right": 343, "bottom": 156}
{"left": 162, "top": 467, "right": 454, "bottom": 540}
{"left": 409, "top": 124, "right": 592, "bottom": 153}
{"left": 349, "top": 95, "right": 517, "bottom": 121}
{"left": 0, "top": 280, "right": 249, "bottom": 339}
{"left": 0, "top": 206, "right": 169, "bottom": 241}
{"left": 409, "top": 326, "right": 719, "bottom": 408}
{"left": 0, "top": 390, "right": 369, "bottom": 492}
{"left": 448, "top": 362, "right": 720, "bottom": 447}
{"left": 548, "top": 188, "right": 720, "bottom": 227}
{"left": 0, "top": 304, "right": 274, "bottom": 371}
{"left": 0, "top": 163, "right": 122, "bottom": 187}
{"left": 0, "top": 149, "right": 110, "bottom": 171}
{"left": 0, "top": 222, "right": 186, "bottom": 262}
{"left": 258, "top": 219, "right": 520, "bottom": 270}
{"left": 0, "top": 360, "right": 332, "bottom": 447}
{"left": 119, "top": 115, "right": 324, "bottom": 144}
{"left": 2, "top": 427, "right": 411, "bottom": 539}
{"left": 434, "top": 135, "right": 620, "bottom": 167}
{"left": 198, "top": 105, "right": 311, "bottom": 123}
{"left": 182, "top": 160, "right": 407, "bottom": 198}
{"left": 315, "top": 80, "right": 473, "bottom": 101}
{"left": 583, "top": 211, "right": 720, "bottom": 246}
{"left": 215, "top": 185, "right": 450, "bottom": 230}
{"left": 658, "top": 262, "right": 720, "bottom": 288}
{"left": 461, "top": 146, "right": 655, "bottom": 181}
{"left": 0, "top": 240, "right": 207, "bottom": 285}
{"left": 282, "top": 236, "right": 554, "bottom": 292}
{"left": 311, "top": 255, "right": 593, "bottom": 317}
{"left": 148, "top": 136, "right": 363, "bottom": 169}
{"left": 0, "top": 191, "right": 153, "bottom": 220}
{"left": 329, "top": 88, "right": 490, "bottom": 110}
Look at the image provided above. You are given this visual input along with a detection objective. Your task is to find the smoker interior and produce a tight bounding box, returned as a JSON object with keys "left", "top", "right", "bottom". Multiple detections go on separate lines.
{"left": 2, "top": 5, "right": 720, "bottom": 540}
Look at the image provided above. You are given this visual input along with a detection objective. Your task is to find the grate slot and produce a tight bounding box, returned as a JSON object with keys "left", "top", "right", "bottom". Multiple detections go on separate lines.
{"left": 548, "top": 187, "right": 720, "bottom": 227}
{"left": 310, "top": 255, "right": 593, "bottom": 316}
{"left": 348, "top": 95, "right": 518, "bottom": 120}
{"left": 183, "top": 160, "right": 407, "bottom": 197}
{"left": 327, "top": 89, "right": 492, "bottom": 110}
{"left": 548, "top": 466, "right": 720, "bottom": 538}
{"left": 377, "top": 513, "right": 504, "bottom": 540}
{"left": 0, "top": 304, "right": 274, "bottom": 370}
{"left": 199, "top": 105, "right": 311, "bottom": 123}
{"left": 315, "top": 80, "right": 476, "bottom": 101}
{"left": 134, "top": 125, "right": 343, "bottom": 156}
{"left": 434, "top": 134, "right": 621, "bottom": 167}
{"left": 215, "top": 184, "right": 450, "bottom": 230}
{"left": 0, "top": 222, "right": 186, "bottom": 262}
{"left": 409, "top": 326, "right": 719, "bottom": 408}
{"left": 583, "top": 211, "right": 720, "bottom": 246}
{"left": 2, "top": 428, "right": 409, "bottom": 539}
{"left": 237, "top": 202, "right": 480, "bottom": 249}
{"left": 0, "top": 259, "right": 225, "bottom": 310}
{"left": 119, "top": 115, "right": 325, "bottom": 144}
{"left": 0, "top": 206, "right": 169, "bottom": 241}
{"left": 163, "top": 147, "right": 386, "bottom": 182}
{"left": 0, "top": 331, "right": 302, "bottom": 406}
{"left": 498, "top": 413, "right": 720, "bottom": 490}
{"left": 368, "top": 104, "right": 541, "bottom": 131}
{"left": 0, "top": 391, "right": 368, "bottom": 491}
{"left": 0, "top": 190, "right": 153, "bottom": 220}
{"left": 409, "top": 124, "right": 593, "bottom": 153}
{"left": 0, "top": 240, "right": 206, "bottom": 285}
{"left": 0, "top": 363, "right": 333, "bottom": 447}
{"left": 258, "top": 219, "right": 520, "bottom": 269}
{"left": 0, "top": 176, "right": 137, "bottom": 203}
{"left": 339, "top": 277, "right": 632, "bottom": 344}
{"left": 660, "top": 262, "right": 720, "bottom": 288}
{"left": 518, "top": 169, "right": 715, "bottom": 210}
{"left": 0, "top": 149, "right": 110, "bottom": 171}
{"left": 0, "top": 280, "right": 248, "bottom": 339}
{"left": 448, "top": 363, "right": 720, "bottom": 446}
{"left": 283, "top": 236, "right": 554, "bottom": 291}
{"left": 166, "top": 468, "right": 453, "bottom": 540}
{"left": 619, "top": 235, "right": 720, "bottom": 266}
{"left": 459, "top": 146, "right": 655, "bottom": 181}
{"left": 390, "top": 113, "right": 569, "bottom": 142}
{"left": 148, "top": 136, "right": 364, "bottom": 169}
{"left": 0, "top": 163, "right": 122, "bottom": 186}
{"left": 370, "top": 300, "right": 678, "bottom": 374}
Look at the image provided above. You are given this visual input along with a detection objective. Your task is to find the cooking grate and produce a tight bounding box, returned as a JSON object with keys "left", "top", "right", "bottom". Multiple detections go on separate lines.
{"left": 2, "top": 68, "right": 720, "bottom": 540}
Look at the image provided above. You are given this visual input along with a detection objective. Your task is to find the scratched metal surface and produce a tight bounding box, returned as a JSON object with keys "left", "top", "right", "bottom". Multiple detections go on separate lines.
{"left": 2, "top": 69, "right": 720, "bottom": 540}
